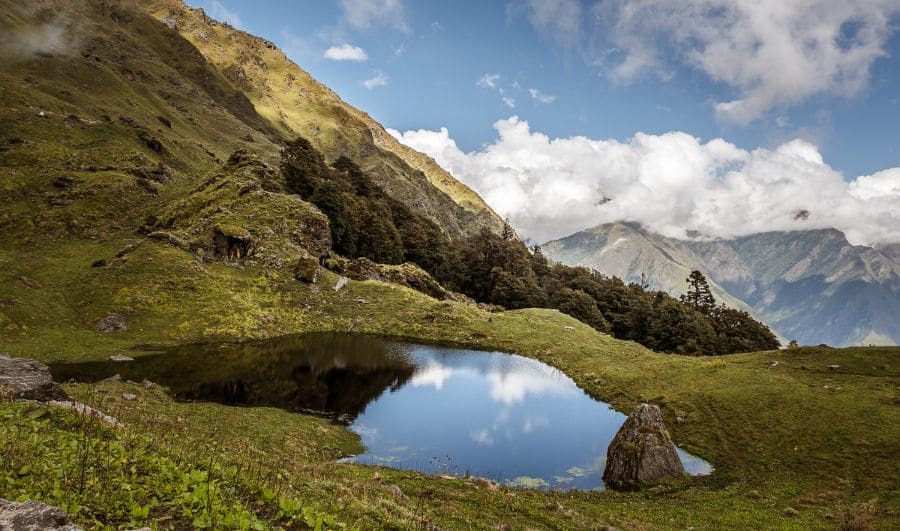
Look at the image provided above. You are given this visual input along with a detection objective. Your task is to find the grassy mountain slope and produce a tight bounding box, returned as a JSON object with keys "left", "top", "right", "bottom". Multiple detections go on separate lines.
{"left": 1, "top": 1, "right": 898, "bottom": 529}
{"left": 140, "top": 0, "right": 503, "bottom": 238}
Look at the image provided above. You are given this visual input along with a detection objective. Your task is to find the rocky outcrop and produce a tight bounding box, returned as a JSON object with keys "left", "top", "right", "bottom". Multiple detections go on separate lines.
{"left": 94, "top": 314, "right": 127, "bottom": 333}
{"left": 0, "top": 499, "right": 82, "bottom": 530}
{"left": 332, "top": 257, "right": 471, "bottom": 302}
{"left": 602, "top": 403, "right": 685, "bottom": 489}
{"left": 0, "top": 354, "right": 68, "bottom": 402}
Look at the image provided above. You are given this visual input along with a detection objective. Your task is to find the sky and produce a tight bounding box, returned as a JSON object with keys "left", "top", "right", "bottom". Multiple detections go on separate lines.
{"left": 189, "top": 0, "right": 900, "bottom": 245}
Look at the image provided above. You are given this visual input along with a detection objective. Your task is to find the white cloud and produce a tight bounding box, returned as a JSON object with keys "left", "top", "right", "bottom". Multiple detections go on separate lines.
{"left": 529, "top": 88, "right": 556, "bottom": 103}
{"left": 389, "top": 118, "right": 900, "bottom": 245}
{"left": 477, "top": 73, "right": 500, "bottom": 89}
{"left": 338, "top": 0, "right": 409, "bottom": 32}
{"left": 595, "top": 0, "right": 900, "bottom": 124}
{"left": 411, "top": 362, "right": 455, "bottom": 389}
{"left": 527, "top": 0, "right": 582, "bottom": 48}
{"left": 501, "top": 96, "right": 516, "bottom": 108}
{"left": 362, "top": 70, "right": 388, "bottom": 90}
{"left": 207, "top": 0, "right": 243, "bottom": 29}
{"left": 323, "top": 43, "right": 368, "bottom": 62}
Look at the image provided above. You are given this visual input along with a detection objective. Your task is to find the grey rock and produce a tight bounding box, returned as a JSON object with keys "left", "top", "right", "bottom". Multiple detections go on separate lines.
{"left": 109, "top": 354, "right": 134, "bottom": 362}
{"left": 0, "top": 499, "right": 82, "bottom": 530}
{"left": 602, "top": 403, "right": 685, "bottom": 489}
{"left": 141, "top": 379, "right": 157, "bottom": 389}
{"left": 94, "top": 314, "right": 127, "bottom": 333}
{"left": 333, "top": 276, "right": 349, "bottom": 291}
{"left": 122, "top": 393, "right": 137, "bottom": 401}
{"left": 100, "top": 373, "right": 122, "bottom": 383}
{"left": 0, "top": 353, "right": 68, "bottom": 402}
{"left": 46, "top": 401, "right": 121, "bottom": 427}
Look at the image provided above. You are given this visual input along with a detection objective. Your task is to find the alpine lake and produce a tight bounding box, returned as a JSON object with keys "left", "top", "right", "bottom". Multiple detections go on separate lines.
{"left": 50, "top": 333, "right": 712, "bottom": 490}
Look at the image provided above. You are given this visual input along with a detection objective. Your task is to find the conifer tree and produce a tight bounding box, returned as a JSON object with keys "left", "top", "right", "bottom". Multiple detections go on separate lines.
{"left": 680, "top": 270, "right": 716, "bottom": 315}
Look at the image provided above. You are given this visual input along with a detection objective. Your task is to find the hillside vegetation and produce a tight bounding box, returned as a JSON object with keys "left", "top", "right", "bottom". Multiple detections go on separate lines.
{"left": 0, "top": 1, "right": 898, "bottom": 529}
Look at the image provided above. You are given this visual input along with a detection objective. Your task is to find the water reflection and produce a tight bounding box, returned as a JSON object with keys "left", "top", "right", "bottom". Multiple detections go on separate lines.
{"left": 50, "top": 333, "right": 712, "bottom": 489}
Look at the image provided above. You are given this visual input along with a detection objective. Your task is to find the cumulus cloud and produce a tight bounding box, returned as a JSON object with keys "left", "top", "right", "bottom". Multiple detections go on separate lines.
{"left": 323, "top": 43, "right": 368, "bottom": 61}
{"left": 388, "top": 117, "right": 900, "bottom": 245}
{"left": 207, "top": 0, "right": 243, "bottom": 28}
{"left": 595, "top": 0, "right": 900, "bottom": 124}
{"left": 362, "top": 70, "right": 388, "bottom": 90}
{"left": 529, "top": 88, "right": 556, "bottom": 103}
{"left": 338, "top": 0, "right": 409, "bottom": 32}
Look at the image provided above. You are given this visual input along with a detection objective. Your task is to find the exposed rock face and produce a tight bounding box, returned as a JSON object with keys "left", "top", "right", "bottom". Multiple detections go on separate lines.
{"left": 0, "top": 499, "right": 82, "bottom": 530}
{"left": 603, "top": 403, "right": 685, "bottom": 489}
{"left": 0, "top": 354, "right": 69, "bottom": 402}
{"left": 94, "top": 313, "right": 127, "bottom": 332}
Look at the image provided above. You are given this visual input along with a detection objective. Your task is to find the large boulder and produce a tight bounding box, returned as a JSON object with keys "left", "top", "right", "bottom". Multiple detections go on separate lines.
{"left": 0, "top": 354, "right": 68, "bottom": 402}
{"left": 0, "top": 499, "right": 82, "bottom": 530}
{"left": 602, "top": 403, "right": 685, "bottom": 489}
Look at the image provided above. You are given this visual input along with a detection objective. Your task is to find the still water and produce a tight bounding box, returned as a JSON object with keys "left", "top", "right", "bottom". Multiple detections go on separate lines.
{"left": 51, "top": 333, "right": 711, "bottom": 490}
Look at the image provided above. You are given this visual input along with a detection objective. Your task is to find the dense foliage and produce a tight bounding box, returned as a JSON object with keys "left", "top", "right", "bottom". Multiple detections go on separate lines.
{"left": 281, "top": 138, "right": 779, "bottom": 355}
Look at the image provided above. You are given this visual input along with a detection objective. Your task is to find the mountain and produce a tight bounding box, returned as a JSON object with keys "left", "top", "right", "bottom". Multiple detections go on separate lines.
{"left": 544, "top": 223, "right": 900, "bottom": 347}
{"left": 0, "top": 0, "right": 501, "bottom": 243}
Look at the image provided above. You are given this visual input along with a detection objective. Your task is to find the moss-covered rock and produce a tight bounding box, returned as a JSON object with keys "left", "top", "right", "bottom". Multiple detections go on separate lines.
{"left": 153, "top": 151, "right": 331, "bottom": 268}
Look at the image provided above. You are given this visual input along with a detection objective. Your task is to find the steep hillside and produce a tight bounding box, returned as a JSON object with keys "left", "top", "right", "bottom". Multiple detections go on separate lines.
{"left": 139, "top": 0, "right": 502, "bottom": 237}
{"left": 545, "top": 224, "right": 900, "bottom": 346}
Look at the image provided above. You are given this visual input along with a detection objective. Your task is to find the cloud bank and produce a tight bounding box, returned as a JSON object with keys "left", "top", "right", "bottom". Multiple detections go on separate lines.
{"left": 389, "top": 118, "right": 900, "bottom": 246}
{"left": 527, "top": 0, "right": 900, "bottom": 123}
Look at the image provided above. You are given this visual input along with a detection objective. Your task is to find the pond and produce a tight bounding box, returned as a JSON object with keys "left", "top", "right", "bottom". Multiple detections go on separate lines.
{"left": 50, "top": 333, "right": 712, "bottom": 490}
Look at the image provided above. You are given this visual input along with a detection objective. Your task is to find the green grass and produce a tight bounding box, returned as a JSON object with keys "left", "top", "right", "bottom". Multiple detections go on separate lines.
{"left": 1, "top": 236, "right": 898, "bottom": 529}
{"left": 1, "top": 1, "right": 897, "bottom": 528}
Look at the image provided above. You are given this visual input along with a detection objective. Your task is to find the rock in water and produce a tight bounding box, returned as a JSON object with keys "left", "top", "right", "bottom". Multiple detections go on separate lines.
{"left": 0, "top": 354, "right": 69, "bottom": 402}
{"left": 0, "top": 499, "right": 82, "bottom": 530}
{"left": 602, "top": 403, "right": 685, "bottom": 489}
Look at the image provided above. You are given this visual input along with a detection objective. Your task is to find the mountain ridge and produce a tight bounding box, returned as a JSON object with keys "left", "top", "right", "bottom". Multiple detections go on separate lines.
{"left": 544, "top": 223, "right": 900, "bottom": 346}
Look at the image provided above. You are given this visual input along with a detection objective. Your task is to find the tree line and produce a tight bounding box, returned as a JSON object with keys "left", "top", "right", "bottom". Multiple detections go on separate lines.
{"left": 281, "top": 138, "right": 779, "bottom": 355}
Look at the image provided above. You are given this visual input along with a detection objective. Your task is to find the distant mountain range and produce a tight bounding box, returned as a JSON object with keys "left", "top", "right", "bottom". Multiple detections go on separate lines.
{"left": 543, "top": 223, "right": 900, "bottom": 347}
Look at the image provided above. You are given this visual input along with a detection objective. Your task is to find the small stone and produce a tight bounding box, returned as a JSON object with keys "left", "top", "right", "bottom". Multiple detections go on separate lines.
{"left": 292, "top": 255, "right": 321, "bottom": 283}
{"left": 0, "top": 354, "right": 69, "bottom": 402}
{"left": 769, "top": 360, "right": 779, "bottom": 368}
{"left": 826, "top": 364, "right": 840, "bottom": 370}
{"left": 100, "top": 373, "right": 122, "bottom": 383}
{"left": 95, "top": 314, "right": 127, "bottom": 333}
{"left": 142, "top": 379, "right": 157, "bottom": 389}
{"left": 0, "top": 499, "right": 82, "bottom": 530}
{"left": 783, "top": 507, "right": 799, "bottom": 517}
{"left": 563, "top": 326, "right": 574, "bottom": 331}
{"left": 109, "top": 354, "right": 134, "bottom": 362}
{"left": 122, "top": 393, "right": 136, "bottom": 401}
{"left": 333, "top": 276, "right": 349, "bottom": 291}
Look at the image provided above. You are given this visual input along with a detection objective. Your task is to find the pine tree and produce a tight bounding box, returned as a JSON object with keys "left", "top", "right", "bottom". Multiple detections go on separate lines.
{"left": 680, "top": 270, "right": 716, "bottom": 315}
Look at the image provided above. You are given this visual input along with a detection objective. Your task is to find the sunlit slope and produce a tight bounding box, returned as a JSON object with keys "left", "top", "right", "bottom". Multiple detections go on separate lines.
{"left": 141, "top": 0, "right": 503, "bottom": 237}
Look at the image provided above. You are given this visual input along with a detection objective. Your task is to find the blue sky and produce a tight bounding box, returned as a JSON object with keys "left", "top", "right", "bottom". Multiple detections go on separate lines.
{"left": 189, "top": 0, "right": 900, "bottom": 244}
